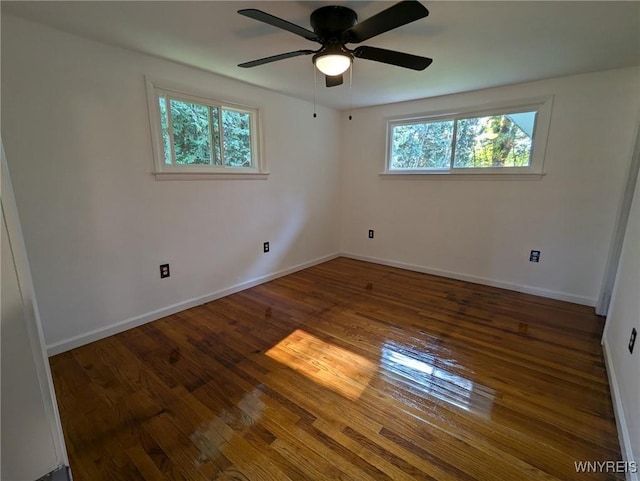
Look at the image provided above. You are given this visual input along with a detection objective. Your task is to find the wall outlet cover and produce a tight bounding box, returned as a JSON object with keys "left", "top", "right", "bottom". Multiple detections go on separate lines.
{"left": 160, "top": 264, "right": 170, "bottom": 278}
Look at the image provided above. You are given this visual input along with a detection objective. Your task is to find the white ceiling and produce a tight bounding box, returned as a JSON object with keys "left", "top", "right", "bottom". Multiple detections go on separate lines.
{"left": 2, "top": 1, "right": 639, "bottom": 110}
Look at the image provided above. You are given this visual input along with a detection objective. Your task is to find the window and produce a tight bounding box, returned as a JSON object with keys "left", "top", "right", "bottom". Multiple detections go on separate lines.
{"left": 385, "top": 97, "right": 552, "bottom": 177}
{"left": 146, "top": 78, "right": 266, "bottom": 179}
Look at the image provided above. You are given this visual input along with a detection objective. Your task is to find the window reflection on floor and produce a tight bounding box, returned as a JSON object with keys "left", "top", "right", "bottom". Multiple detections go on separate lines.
{"left": 381, "top": 341, "right": 495, "bottom": 418}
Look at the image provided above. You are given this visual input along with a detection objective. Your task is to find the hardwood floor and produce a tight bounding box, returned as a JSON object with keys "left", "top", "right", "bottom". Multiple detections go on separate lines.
{"left": 50, "top": 257, "right": 623, "bottom": 480}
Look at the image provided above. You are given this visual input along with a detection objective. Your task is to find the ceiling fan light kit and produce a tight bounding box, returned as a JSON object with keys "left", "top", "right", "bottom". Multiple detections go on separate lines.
{"left": 313, "top": 49, "right": 352, "bottom": 76}
{"left": 314, "top": 54, "right": 351, "bottom": 76}
{"left": 237, "top": 0, "right": 432, "bottom": 88}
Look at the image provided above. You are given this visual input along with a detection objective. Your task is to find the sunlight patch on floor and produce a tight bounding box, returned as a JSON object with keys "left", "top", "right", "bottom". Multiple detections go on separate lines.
{"left": 266, "top": 329, "right": 376, "bottom": 401}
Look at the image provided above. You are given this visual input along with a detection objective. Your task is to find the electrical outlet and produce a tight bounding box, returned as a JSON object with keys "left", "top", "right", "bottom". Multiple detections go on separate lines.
{"left": 368, "top": 230, "right": 374, "bottom": 239}
{"left": 263, "top": 241, "right": 270, "bottom": 253}
{"left": 529, "top": 250, "right": 540, "bottom": 263}
{"left": 160, "top": 264, "right": 170, "bottom": 279}
{"left": 629, "top": 328, "right": 637, "bottom": 354}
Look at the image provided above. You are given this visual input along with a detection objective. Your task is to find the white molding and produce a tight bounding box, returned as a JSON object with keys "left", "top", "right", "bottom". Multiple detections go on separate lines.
{"left": 602, "top": 338, "right": 638, "bottom": 481}
{"left": 46, "top": 253, "right": 340, "bottom": 356}
{"left": 46, "top": 250, "right": 596, "bottom": 355}
{"left": 597, "top": 115, "right": 640, "bottom": 317}
{"left": 340, "top": 252, "right": 595, "bottom": 306}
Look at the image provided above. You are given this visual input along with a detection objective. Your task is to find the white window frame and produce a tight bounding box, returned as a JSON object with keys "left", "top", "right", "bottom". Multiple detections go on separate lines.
{"left": 145, "top": 77, "right": 267, "bottom": 180}
{"left": 383, "top": 96, "right": 553, "bottom": 179}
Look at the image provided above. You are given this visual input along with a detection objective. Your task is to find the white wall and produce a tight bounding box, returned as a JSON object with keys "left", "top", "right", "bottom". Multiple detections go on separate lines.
{"left": 1, "top": 15, "right": 342, "bottom": 352}
{"left": 603, "top": 155, "right": 640, "bottom": 476}
{"left": 340, "top": 67, "right": 640, "bottom": 305}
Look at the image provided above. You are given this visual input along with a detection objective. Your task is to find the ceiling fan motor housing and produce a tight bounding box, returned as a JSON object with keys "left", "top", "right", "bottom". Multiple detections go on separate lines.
{"left": 310, "top": 6, "right": 358, "bottom": 43}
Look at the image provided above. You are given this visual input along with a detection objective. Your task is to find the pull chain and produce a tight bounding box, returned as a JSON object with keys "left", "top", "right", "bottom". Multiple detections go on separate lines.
{"left": 313, "top": 66, "right": 317, "bottom": 118}
{"left": 348, "top": 62, "right": 353, "bottom": 120}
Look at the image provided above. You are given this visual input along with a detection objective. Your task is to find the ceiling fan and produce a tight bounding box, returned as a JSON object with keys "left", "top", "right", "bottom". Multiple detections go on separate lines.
{"left": 237, "top": 0, "right": 433, "bottom": 88}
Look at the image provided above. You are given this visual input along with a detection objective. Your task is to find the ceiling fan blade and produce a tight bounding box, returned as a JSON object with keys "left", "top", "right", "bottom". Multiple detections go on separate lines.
{"left": 326, "top": 74, "right": 344, "bottom": 88}
{"left": 238, "top": 9, "right": 319, "bottom": 42}
{"left": 354, "top": 46, "right": 432, "bottom": 71}
{"left": 344, "top": 1, "right": 428, "bottom": 44}
{"left": 238, "top": 50, "right": 316, "bottom": 68}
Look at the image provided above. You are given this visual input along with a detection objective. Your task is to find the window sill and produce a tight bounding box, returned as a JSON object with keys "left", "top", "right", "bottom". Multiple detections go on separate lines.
{"left": 153, "top": 172, "right": 270, "bottom": 181}
{"left": 379, "top": 172, "right": 545, "bottom": 181}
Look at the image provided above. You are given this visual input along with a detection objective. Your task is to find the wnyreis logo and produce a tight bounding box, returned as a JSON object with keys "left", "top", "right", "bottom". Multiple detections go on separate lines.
{"left": 575, "top": 461, "right": 637, "bottom": 473}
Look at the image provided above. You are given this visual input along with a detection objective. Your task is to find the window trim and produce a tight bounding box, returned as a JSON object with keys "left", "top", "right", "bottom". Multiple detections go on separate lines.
{"left": 145, "top": 77, "right": 267, "bottom": 179}
{"left": 383, "top": 96, "right": 553, "bottom": 178}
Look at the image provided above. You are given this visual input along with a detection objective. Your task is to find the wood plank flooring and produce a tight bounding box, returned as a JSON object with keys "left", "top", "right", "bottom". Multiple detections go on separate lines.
{"left": 49, "top": 257, "right": 623, "bottom": 480}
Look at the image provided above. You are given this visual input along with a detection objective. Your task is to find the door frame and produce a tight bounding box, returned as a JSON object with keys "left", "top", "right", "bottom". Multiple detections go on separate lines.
{"left": 1, "top": 138, "right": 70, "bottom": 473}
{"left": 598, "top": 114, "right": 640, "bottom": 319}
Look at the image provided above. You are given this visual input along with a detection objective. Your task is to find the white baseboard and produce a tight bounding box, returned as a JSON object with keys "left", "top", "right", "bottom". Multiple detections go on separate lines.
{"left": 602, "top": 338, "right": 638, "bottom": 481}
{"left": 46, "top": 253, "right": 339, "bottom": 356}
{"left": 47, "top": 251, "right": 596, "bottom": 356}
{"left": 340, "top": 252, "right": 596, "bottom": 306}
